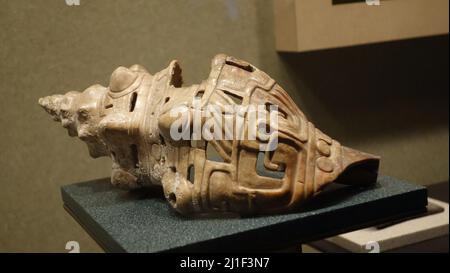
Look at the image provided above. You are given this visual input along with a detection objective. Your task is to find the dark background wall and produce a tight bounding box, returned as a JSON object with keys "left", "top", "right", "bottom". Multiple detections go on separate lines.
{"left": 0, "top": 0, "right": 448, "bottom": 252}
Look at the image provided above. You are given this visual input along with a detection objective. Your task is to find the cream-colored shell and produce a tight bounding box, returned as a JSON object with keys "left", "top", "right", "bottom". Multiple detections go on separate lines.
{"left": 39, "top": 54, "right": 379, "bottom": 216}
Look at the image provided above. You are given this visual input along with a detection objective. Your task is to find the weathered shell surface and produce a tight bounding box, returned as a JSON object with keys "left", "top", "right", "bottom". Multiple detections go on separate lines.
{"left": 39, "top": 54, "right": 379, "bottom": 216}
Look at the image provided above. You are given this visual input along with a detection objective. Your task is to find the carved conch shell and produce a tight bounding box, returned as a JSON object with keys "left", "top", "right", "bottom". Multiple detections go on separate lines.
{"left": 39, "top": 54, "right": 380, "bottom": 216}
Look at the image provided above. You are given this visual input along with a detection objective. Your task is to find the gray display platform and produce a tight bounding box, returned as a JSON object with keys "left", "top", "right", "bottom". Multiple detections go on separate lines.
{"left": 61, "top": 175, "right": 427, "bottom": 252}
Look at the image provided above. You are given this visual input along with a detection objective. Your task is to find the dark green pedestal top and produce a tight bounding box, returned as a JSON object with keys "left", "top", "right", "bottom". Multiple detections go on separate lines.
{"left": 61, "top": 176, "right": 427, "bottom": 253}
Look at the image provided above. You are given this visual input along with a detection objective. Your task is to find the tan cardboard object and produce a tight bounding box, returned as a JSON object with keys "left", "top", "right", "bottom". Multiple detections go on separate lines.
{"left": 325, "top": 198, "right": 449, "bottom": 252}
{"left": 274, "top": 0, "right": 449, "bottom": 52}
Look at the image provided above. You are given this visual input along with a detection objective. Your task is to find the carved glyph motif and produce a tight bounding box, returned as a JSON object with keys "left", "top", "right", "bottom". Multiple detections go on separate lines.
{"left": 39, "top": 54, "right": 379, "bottom": 216}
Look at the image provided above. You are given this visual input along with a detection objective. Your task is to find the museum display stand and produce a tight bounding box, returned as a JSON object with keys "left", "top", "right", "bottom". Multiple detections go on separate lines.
{"left": 61, "top": 175, "right": 427, "bottom": 252}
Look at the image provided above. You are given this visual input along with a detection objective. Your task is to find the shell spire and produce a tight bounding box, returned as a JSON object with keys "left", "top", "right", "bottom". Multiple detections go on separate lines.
{"left": 38, "top": 95, "right": 65, "bottom": 121}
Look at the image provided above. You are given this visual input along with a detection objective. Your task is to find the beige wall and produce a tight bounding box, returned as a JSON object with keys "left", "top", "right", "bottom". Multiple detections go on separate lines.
{"left": 0, "top": 0, "right": 448, "bottom": 252}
